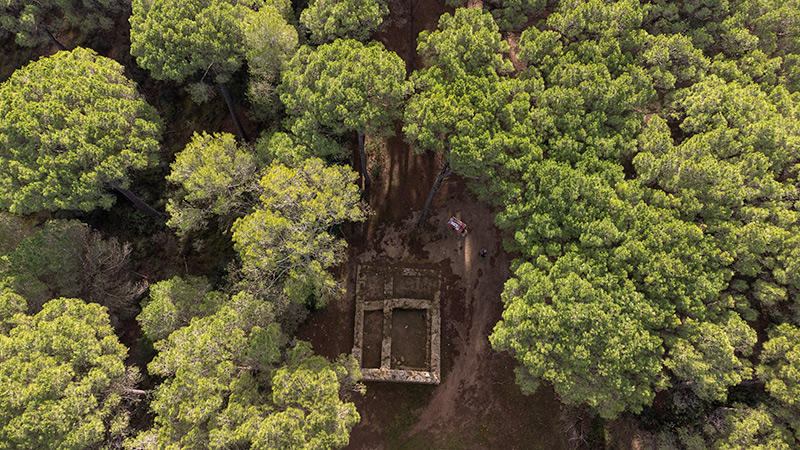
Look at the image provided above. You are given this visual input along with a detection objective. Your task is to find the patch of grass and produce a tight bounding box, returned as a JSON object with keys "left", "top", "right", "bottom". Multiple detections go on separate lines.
{"left": 396, "top": 427, "right": 473, "bottom": 450}
{"left": 387, "top": 408, "right": 418, "bottom": 447}
{"left": 380, "top": 384, "right": 435, "bottom": 449}
{"left": 443, "top": 430, "right": 467, "bottom": 449}
{"left": 472, "top": 422, "right": 491, "bottom": 446}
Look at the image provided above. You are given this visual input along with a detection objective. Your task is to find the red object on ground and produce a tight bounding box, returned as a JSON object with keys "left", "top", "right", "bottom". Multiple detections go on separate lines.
{"left": 447, "top": 216, "right": 467, "bottom": 233}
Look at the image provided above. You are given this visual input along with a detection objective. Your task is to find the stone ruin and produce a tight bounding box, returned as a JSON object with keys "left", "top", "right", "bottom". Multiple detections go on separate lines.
{"left": 352, "top": 264, "right": 441, "bottom": 384}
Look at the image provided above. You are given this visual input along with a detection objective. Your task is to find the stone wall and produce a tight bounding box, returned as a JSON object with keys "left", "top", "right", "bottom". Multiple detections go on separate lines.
{"left": 352, "top": 265, "right": 441, "bottom": 384}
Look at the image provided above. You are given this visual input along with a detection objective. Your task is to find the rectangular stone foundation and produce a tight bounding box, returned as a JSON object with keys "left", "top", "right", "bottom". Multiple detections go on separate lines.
{"left": 352, "top": 265, "right": 441, "bottom": 384}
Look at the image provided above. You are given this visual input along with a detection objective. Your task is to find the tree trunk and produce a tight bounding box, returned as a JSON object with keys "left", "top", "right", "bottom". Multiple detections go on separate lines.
{"left": 218, "top": 82, "right": 249, "bottom": 143}
{"left": 405, "top": 0, "right": 420, "bottom": 75}
{"left": 417, "top": 161, "right": 453, "bottom": 227}
{"left": 109, "top": 181, "right": 162, "bottom": 219}
{"left": 44, "top": 27, "right": 67, "bottom": 51}
{"left": 358, "top": 131, "right": 371, "bottom": 189}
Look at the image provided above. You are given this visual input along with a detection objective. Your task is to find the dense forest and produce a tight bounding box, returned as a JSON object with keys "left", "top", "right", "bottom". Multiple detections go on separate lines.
{"left": 0, "top": 0, "right": 799, "bottom": 448}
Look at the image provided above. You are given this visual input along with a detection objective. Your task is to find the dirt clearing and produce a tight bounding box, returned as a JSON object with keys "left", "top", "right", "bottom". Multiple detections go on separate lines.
{"left": 297, "top": 132, "right": 570, "bottom": 448}
{"left": 297, "top": 1, "right": 571, "bottom": 448}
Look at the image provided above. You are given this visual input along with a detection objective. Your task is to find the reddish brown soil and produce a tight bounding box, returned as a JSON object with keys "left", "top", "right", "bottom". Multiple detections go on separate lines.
{"left": 298, "top": 131, "right": 570, "bottom": 448}
{"left": 363, "top": 310, "right": 385, "bottom": 369}
{"left": 390, "top": 309, "right": 428, "bottom": 369}
{"left": 294, "top": 1, "right": 571, "bottom": 448}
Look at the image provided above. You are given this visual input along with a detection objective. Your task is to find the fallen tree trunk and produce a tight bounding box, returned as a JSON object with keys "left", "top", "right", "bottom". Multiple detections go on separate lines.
{"left": 109, "top": 181, "right": 162, "bottom": 218}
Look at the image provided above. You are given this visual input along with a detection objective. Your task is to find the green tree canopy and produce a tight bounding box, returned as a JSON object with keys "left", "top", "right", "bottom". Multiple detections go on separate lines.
{"left": 404, "top": 7, "right": 519, "bottom": 223}
{"left": 491, "top": 254, "right": 668, "bottom": 419}
{"left": 660, "top": 403, "right": 797, "bottom": 449}
{"left": 166, "top": 132, "right": 262, "bottom": 236}
{"left": 0, "top": 213, "right": 31, "bottom": 256}
{"left": 243, "top": 4, "right": 299, "bottom": 118}
{"left": 231, "top": 158, "right": 365, "bottom": 307}
{"left": 129, "top": 306, "right": 278, "bottom": 449}
{"left": 130, "top": 0, "right": 294, "bottom": 88}
{"left": 137, "top": 276, "right": 227, "bottom": 342}
{"left": 664, "top": 312, "right": 756, "bottom": 402}
{"left": 417, "top": 7, "right": 513, "bottom": 80}
{"left": 0, "top": 47, "right": 162, "bottom": 214}
{"left": 130, "top": 0, "right": 257, "bottom": 85}
{"left": 631, "top": 31, "right": 710, "bottom": 92}
{"left": 547, "top": 0, "right": 646, "bottom": 41}
{"left": 0, "top": 0, "right": 127, "bottom": 47}
{"left": 255, "top": 131, "right": 315, "bottom": 166}
{"left": 130, "top": 0, "right": 291, "bottom": 140}
{"left": 279, "top": 38, "right": 409, "bottom": 159}
{"left": 712, "top": 405, "right": 795, "bottom": 449}
{"left": 758, "top": 324, "right": 800, "bottom": 408}
{"left": 127, "top": 306, "right": 360, "bottom": 449}
{"left": 245, "top": 344, "right": 361, "bottom": 449}
{"left": 299, "top": 0, "right": 389, "bottom": 44}
{"left": 0, "top": 298, "right": 141, "bottom": 450}
{"left": 635, "top": 79, "right": 800, "bottom": 322}
{"left": 486, "top": 72, "right": 775, "bottom": 415}
{"left": 487, "top": 0, "right": 548, "bottom": 31}
{"left": 0, "top": 289, "right": 25, "bottom": 334}
{"left": 756, "top": 324, "right": 800, "bottom": 443}
{"left": 405, "top": 74, "right": 540, "bottom": 182}
{"left": 479, "top": 0, "right": 799, "bottom": 421}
